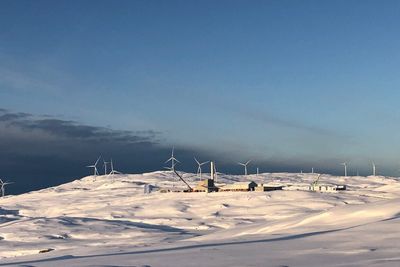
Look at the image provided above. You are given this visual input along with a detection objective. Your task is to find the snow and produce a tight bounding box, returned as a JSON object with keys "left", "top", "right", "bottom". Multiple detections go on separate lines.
{"left": 0, "top": 171, "right": 400, "bottom": 266}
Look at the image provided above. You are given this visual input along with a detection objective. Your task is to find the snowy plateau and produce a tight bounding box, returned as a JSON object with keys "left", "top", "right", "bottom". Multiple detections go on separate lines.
{"left": 0, "top": 172, "right": 400, "bottom": 266}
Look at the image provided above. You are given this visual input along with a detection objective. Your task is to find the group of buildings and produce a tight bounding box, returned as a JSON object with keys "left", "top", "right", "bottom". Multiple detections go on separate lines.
{"left": 147, "top": 161, "right": 347, "bottom": 194}
{"left": 192, "top": 179, "right": 283, "bottom": 193}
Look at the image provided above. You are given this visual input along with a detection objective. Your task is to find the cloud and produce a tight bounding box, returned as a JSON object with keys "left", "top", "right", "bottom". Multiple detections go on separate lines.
{"left": 0, "top": 112, "right": 31, "bottom": 122}
{"left": 0, "top": 63, "right": 64, "bottom": 93}
{"left": 0, "top": 109, "right": 158, "bottom": 144}
{"left": 242, "top": 109, "right": 334, "bottom": 136}
{"left": 220, "top": 103, "right": 345, "bottom": 138}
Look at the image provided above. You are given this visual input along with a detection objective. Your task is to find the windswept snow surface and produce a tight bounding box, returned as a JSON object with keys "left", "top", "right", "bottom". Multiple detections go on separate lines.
{"left": 0, "top": 171, "right": 400, "bottom": 266}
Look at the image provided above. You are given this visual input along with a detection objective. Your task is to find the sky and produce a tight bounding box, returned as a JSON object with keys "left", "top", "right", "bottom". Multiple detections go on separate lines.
{"left": 1, "top": 0, "right": 400, "bottom": 194}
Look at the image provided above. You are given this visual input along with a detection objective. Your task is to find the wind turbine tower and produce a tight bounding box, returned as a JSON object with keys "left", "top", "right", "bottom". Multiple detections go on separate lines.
{"left": 341, "top": 162, "right": 348, "bottom": 177}
{"left": 238, "top": 160, "right": 251, "bottom": 176}
{"left": 165, "top": 147, "right": 180, "bottom": 172}
{"left": 194, "top": 157, "right": 209, "bottom": 180}
{"left": 103, "top": 160, "right": 109, "bottom": 175}
{"left": 372, "top": 161, "right": 376, "bottom": 176}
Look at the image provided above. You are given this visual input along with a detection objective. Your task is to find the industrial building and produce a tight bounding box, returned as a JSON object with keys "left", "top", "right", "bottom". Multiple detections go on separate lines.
{"left": 255, "top": 184, "right": 284, "bottom": 192}
{"left": 193, "top": 179, "right": 218, "bottom": 193}
{"left": 309, "top": 174, "right": 347, "bottom": 192}
{"left": 309, "top": 184, "right": 347, "bottom": 192}
{"left": 219, "top": 181, "right": 258, "bottom": 192}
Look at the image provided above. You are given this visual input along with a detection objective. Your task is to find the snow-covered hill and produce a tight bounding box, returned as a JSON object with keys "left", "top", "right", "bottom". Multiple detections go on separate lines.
{"left": 0, "top": 171, "right": 399, "bottom": 266}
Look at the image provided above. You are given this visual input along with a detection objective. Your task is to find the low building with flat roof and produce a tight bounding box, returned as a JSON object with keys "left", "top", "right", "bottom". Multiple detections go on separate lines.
{"left": 309, "top": 184, "right": 347, "bottom": 192}
{"left": 255, "top": 184, "right": 284, "bottom": 192}
{"left": 219, "top": 181, "right": 258, "bottom": 192}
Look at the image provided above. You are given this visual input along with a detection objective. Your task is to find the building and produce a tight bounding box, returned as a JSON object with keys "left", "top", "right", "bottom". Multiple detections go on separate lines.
{"left": 255, "top": 184, "right": 284, "bottom": 192}
{"left": 193, "top": 179, "right": 219, "bottom": 193}
{"left": 309, "top": 184, "right": 347, "bottom": 192}
{"left": 219, "top": 181, "right": 258, "bottom": 192}
{"left": 144, "top": 184, "right": 157, "bottom": 194}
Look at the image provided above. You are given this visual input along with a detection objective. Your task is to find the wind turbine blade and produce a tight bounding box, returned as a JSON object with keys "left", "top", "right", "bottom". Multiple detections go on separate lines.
{"left": 110, "top": 159, "right": 114, "bottom": 171}
{"left": 95, "top": 156, "right": 101, "bottom": 166}
{"left": 194, "top": 157, "right": 200, "bottom": 165}
{"left": 246, "top": 160, "right": 251, "bottom": 165}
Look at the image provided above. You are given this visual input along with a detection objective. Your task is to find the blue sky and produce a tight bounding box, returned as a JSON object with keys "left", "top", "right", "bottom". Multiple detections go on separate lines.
{"left": 1, "top": 0, "right": 400, "bottom": 190}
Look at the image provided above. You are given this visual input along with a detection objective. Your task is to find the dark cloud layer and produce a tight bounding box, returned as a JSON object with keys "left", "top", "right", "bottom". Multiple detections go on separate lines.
{"left": 0, "top": 109, "right": 224, "bottom": 194}
{"left": 0, "top": 109, "right": 351, "bottom": 195}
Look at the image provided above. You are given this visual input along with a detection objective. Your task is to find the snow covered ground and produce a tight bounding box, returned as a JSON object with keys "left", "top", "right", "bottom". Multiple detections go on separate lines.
{"left": 0, "top": 171, "right": 400, "bottom": 266}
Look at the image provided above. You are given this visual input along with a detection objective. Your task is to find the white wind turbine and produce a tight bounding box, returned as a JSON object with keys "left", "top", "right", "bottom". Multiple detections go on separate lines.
{"left": 0, "top": 178, "right": 12, "bottom": 197}
{"left": 109, "top": 159, "right": 122, "bottom": 175}
{"left": 103, "top": 160, "right": 109, "bottom": 175}
{"left": 238, "top": 160, "right": 251, "bottom": 176}
{"left": 194, "top": 157, "right": 209, "bottom": 180}
{"left": 87, "top": 156, "right": 101, "bottom": 176}
{"left": 165, "top": 147, "right": 180, "bottom": 172}
{"left": 341, "top": 162, "right": 348, "bottom": 177}
{"left": 372, "top": 161, "right": 377, "bottom": 176}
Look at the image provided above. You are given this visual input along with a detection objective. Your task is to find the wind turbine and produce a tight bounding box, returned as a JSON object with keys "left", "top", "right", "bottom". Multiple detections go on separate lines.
{"left": 109, "top": 159, "right": 122, "bottom": 175}
{"left": 165, "top": 147, "right": 180, "bottom": 172}
{"left": 194, "top": 157, "right": 209, "bottom": 180}
{"left": 87, "top": 156, "right": 101, "bottom": 176}
{"left": 103, "top": 160, "right": 109, "bottom": 175}
{"left": 0, "top": 179, "right": 12, "bottom": 197}
{"left": 238, "top": 160, "right": 251, "bottom": 176}
{"left": 341, "top": 162, "right": 348, "bottom": 177}
{"left": 372, "top": 161, "right": 376, "bottom": 176}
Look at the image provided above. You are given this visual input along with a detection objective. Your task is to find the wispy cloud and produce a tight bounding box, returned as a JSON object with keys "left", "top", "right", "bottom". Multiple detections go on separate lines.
{"left": 0, "top": 67, "right": 55, "bottom": 92}
{"left": 220, "top": 103, "right": 346, "bottom": 138}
